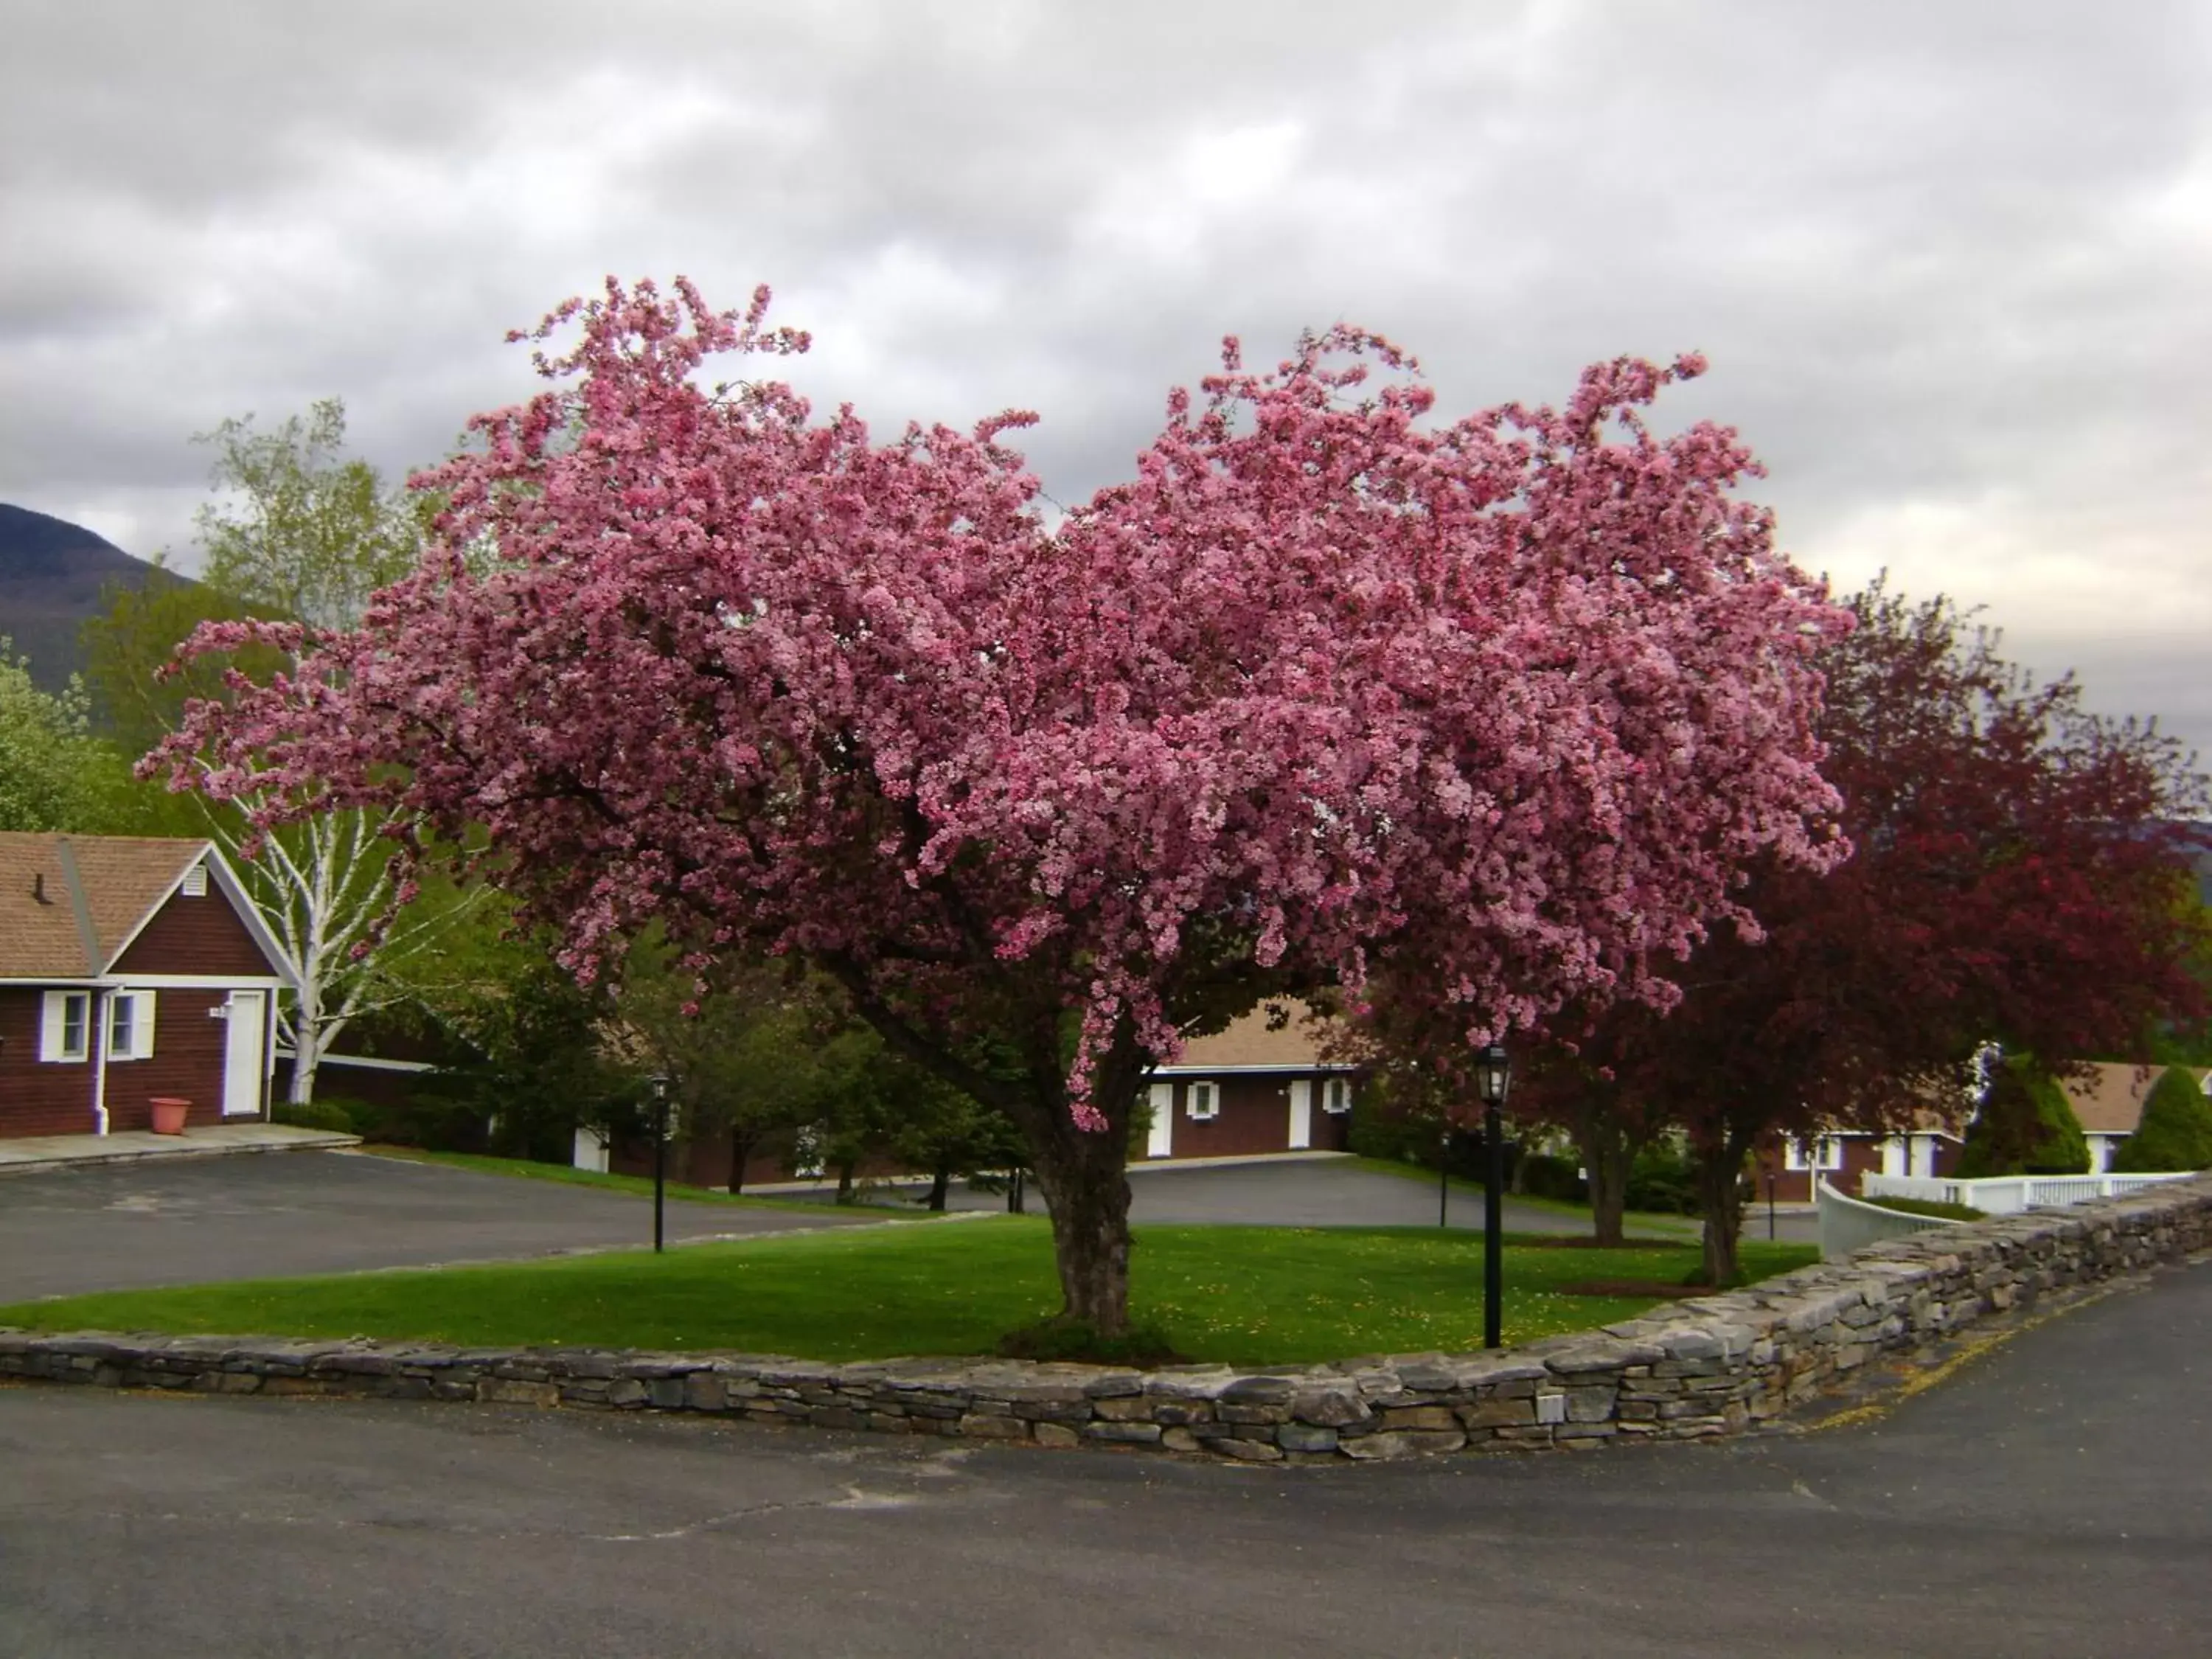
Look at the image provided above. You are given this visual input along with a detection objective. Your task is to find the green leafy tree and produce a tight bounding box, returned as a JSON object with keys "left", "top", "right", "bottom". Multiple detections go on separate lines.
{"left": 863, "top": 1045, "right": 1026, "bottom": 1210}
{"left": 2109, "top": 1066, "right": 2212, "bottom": 1172}
{"left": 1955, "top": 1057, "right": 2093, "bottom": 1178}
{"left": 192, "top": 399, "right": 420, "bottom": 628}
{"left": 408, "top": 956, "right": 631, "bottom": 1158}
{"left": 601, "top": 944, "right": 849, "bottom": 1192}
{"left": 0, "top": 644, "right": 111, "bottom": 831}
{"left": 82, "top": 570, "right": 286, "bottom": 771}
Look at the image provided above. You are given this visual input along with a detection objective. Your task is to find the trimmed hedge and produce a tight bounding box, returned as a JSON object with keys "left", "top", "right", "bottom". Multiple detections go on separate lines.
{"left": 271, "top": 1099, "right": 364, "bottom": 1135}
{"left": 2110, "top": 1066, "right": 2212, "bottom": 1173}
{"left": 1956, "top": 1060, "right": 2090, "bottom": 1178}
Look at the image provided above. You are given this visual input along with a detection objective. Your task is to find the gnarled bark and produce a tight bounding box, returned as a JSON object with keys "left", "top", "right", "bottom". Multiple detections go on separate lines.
{"left": 1583, "top": 1138, "right": 1632, "bottom": 1248}
{"left": 1012, "top": 1047, "right": 1143, "bottom": 1335}
{"left": 1694, "top": 1134, "right": 1751, "bottom": 1286}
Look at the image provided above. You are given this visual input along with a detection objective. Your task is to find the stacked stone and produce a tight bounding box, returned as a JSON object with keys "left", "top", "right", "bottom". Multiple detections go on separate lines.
{"left": 5, "top": 1176, "right": 2208, "bottom": 1463}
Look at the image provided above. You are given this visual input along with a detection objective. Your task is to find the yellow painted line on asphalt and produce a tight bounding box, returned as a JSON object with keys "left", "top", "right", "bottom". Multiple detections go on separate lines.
{"left": 1800, "top": 1281, "right": 2131, "bottom": 1434}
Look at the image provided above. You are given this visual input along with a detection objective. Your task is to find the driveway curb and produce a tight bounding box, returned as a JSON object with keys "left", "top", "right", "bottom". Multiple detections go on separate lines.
{"left": 0, "top": 1127, "right": 361, "bottom": 1177}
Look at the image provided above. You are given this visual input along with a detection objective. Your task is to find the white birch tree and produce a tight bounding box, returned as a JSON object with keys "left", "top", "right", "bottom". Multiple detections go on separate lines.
{"left": 88, "top": 399, "right": 469, "bottom": 1102}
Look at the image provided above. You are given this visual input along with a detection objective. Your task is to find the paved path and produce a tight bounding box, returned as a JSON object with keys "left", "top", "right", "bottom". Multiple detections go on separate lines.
{"left": 1128, "top": 1158, "right": 1702, "bottom": 1236}
{"left": 0, "top": 1151, "right": 886, "bottom": 1302}
{"left": 1, "top": 1259, "right": 2204, "bottom": 1658}
{"left": 0, "top": 1121, "right": 357, "bottom": 1173}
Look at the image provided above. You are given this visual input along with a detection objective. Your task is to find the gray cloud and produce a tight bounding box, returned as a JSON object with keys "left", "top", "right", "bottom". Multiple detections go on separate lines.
{"left": 4, "top": 0, "right": 2207, "bottom": 754}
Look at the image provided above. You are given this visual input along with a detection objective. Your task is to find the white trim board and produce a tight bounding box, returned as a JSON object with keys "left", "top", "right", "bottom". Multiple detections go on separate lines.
{"left": 0, "top": 975, "right": 285, "bottom": 990}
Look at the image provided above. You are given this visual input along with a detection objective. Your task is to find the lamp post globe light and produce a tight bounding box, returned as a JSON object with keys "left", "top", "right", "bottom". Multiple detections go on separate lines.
{"left": 1476, "top": 1043, "right": 1512, "bottom": 1349}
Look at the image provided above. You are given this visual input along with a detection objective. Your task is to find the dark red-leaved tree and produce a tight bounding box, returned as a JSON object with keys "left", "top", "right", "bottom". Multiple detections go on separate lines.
{"left": 153, "top": 278, "right": 1849, "bottom": 1335}
{"left": 1568, "top": 582, "right": 2208, "bottom": 1284}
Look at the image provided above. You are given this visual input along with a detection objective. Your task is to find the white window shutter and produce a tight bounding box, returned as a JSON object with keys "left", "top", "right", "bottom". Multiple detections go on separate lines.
{"left": 39, "top": 991, "right": 66, "bottom": 1061}
{"left": 131, "top": 990, "right": 157, "bottom": 1060}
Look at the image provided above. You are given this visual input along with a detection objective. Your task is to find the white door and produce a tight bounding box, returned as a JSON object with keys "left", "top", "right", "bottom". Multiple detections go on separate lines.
{"left": 222, "top": 992, "right": 267, "bottom": 1116}
{"left": 1144, "top": 1082, "right": 1174, "bottom": 1158}
{"left": 1287, "top": 1079, "right": 1313, "bottom": 1150}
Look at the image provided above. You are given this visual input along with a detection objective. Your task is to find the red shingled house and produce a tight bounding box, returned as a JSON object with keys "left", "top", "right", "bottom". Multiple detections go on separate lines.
{"left": 0, "top": 833, "right": 293, "bottom": 1138}
{"left": 1139, "top": 1001, "right": 1362, "bottom": 1161}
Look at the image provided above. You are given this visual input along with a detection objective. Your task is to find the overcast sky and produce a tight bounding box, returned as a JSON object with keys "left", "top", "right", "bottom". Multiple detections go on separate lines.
{"left": 4, "top": 1, "right": 2208, "bottom": 759}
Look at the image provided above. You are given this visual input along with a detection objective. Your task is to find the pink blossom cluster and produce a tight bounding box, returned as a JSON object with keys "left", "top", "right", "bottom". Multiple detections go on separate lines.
{"left": 154, "top": 278, "right": 1848, "bottom": 1124}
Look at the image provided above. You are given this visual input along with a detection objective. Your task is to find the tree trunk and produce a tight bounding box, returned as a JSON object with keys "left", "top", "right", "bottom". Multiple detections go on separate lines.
{"left": 1694, "top": 1137, "right": 1749, "bottom": 1286}
{"left": 1006, "top": 1169, "right": 1026, "bottom": 1214}
{"left": 835, "top": 1158, "right": 858, "bottom": 1206}
{"left": 1570, "top": 1100, "right": 1633, "bottom": 1247}
{"left": 1028, "top": 1138, "right": 1133, "bottom": 1335}
{"left": 1016, "top": 1053, "right": 1142, "bottom": 1335}
{"left": 925, "top": 1162, "right": 950, "bottom": 1212}
{"left": 1585, "top": 1140, "right": 1631, "bottom": 1248}
{"left": 726, "top": 1127, "right": 754, "bottom": 1195}
{"left": 287, "top": 1007, "right": 322, "bottom": 1106}
{"left": 822, "top": 963, "right": 1141, "bottom": 1335}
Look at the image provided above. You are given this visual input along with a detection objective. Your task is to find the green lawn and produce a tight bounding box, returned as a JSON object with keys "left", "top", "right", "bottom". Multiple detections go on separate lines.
{"left": 357, "top": 1146, "right": 877, "bottom": 1215}
{"left": 0, "top": 1217, "right": 1815, "bottom": 1367}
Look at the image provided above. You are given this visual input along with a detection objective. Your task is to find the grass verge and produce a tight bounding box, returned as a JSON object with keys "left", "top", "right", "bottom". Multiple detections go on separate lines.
{"left": 0, "top": 1217, "right": 1816, "bottom": 1367}
{"left": 1862, "top": 1195, "right": 1985, "bottom": 1222}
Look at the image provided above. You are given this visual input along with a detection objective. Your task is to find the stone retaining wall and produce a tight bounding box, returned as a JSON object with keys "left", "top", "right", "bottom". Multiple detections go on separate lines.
{"left": 7, "top": 1176, "right": 2209, "bottom": 1464}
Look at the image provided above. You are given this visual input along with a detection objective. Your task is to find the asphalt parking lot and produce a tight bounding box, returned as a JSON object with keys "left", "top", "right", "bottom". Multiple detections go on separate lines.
{"left": 787, "top": 1155, "right": 1798, "bottom": 1239}
{"left": 1, "top": 1256, "right": 2203, "bottom": 1658}
{"left": 0, "top": 1151, "right": 887, "bottom": 1301}
{"left": 0, "top": 1149, "right": 1758, "bottom": 1303}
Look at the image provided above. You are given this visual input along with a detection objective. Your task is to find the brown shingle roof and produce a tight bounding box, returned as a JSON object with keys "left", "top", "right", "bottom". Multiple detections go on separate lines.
{"left": 1169, "top": 1001, "right": 1352, "bottom": 1071}
{"left": 0, "top": 833, "right": 211, "bottom": 978}
{"left": 2065, "top": 1061, "right": 2212, "bottom": 1135}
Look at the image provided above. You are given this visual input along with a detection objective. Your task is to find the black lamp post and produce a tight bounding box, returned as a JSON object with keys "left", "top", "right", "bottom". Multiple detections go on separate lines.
{"left": 1475, "top": 1043, "right": 1512, "bottom": 1349}
{"left": 1439, "top": 1123, "right": 1452, "bottom": 1228}
{"left": 650, "top": 1073, "right": 670, "bottom": 1254}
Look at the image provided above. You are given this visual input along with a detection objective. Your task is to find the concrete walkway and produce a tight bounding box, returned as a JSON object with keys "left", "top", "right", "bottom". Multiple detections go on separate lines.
{"left": 0, "top": 1121, "right": 359, "bottom": 1175}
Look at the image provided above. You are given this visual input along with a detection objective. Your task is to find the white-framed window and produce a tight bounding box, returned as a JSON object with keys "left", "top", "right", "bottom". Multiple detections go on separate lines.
{"left": 1185, "top": 1081, "right": 1220, "bottom": 1121}
{"left": 1784, "top": 1135, "right": 1843, "bottom": 1172}
{"left": 40, "top": 990, "right": 91, "bottom": 1062}
{"left": 1323, "top": 1077, "right": 1354, "bottom": 1115}
{"left": 105, "top": 990, "right": 157, "bottom": 1062}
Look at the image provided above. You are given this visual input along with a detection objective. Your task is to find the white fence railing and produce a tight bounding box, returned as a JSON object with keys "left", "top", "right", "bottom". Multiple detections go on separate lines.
{"left": 1860, "top": 1171, "right": 2199, "bottom": 1216}
{"left": 1816, "top": 1178, "right": 1959, "bottom": 1259}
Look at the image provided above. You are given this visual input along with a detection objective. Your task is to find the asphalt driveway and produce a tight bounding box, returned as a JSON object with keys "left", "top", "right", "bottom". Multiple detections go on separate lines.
{"left": 0, "top": 1151, "right": 886, "bottom": 1302}
{"left": 0, "top": 1148, "right": 1793, "bottom": 1304}
{"left": 0, "top": 1256, "right": 2202, "bottom": 1657}
{"left": 817, "top": 1154, "right": 1740, "bottom": 1239}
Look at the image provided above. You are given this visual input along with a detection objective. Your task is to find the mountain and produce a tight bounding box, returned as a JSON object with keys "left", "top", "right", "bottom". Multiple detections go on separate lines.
{"left": 0, "top": 504, "right": 181, "bottom": 692}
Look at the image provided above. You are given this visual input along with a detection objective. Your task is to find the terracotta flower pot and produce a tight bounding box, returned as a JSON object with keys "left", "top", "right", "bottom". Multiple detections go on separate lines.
{"left": 149, "top": 1096, "right": 190, "bottom": 1135}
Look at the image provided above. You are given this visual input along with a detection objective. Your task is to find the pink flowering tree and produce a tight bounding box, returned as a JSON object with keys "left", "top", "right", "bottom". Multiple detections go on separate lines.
{"left": 155, "top": 279, "right": 1848, "bottom": 1336}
